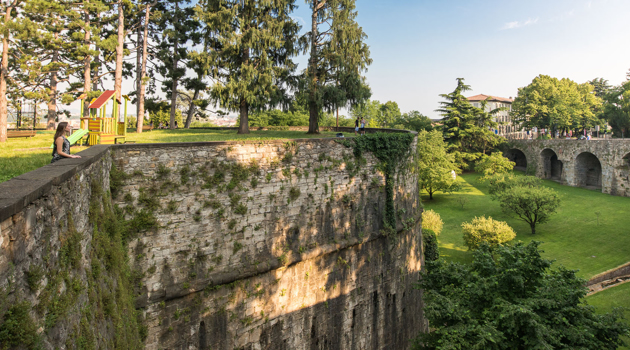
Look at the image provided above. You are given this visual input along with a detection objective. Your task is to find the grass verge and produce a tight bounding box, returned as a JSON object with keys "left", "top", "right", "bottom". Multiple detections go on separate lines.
{"left": 423, "top": 172, "right": 630, "bottom": 279}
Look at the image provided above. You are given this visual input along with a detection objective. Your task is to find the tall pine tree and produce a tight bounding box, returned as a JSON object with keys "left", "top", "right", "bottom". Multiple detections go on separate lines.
{"left": 202, "top": 0, "right": 300, "bottom": 134}
{"left": 0, "top": 0, "right": 24, "bottom": 142}
{"left": 301, "top": 0, "right": 371, "bottom": 134}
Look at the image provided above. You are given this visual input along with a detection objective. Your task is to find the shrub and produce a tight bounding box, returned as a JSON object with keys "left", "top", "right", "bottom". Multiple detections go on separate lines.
{"left": 423, "top": 229, "right": 439, "bottom": 261}
{"left": 461, "top": 216, "right": 516, "bottom": 250}
{"left": 422, "top": 209, "right": 443, "bottom": 236}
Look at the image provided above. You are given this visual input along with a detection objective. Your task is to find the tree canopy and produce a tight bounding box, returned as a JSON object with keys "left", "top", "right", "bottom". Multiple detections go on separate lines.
{"left": 511, "top": 74, "right": 602, "bottom": 135}
{"left": 302, "top": 0, "right": 372, "bottom": 133}
{"left": 414, "top": 241, "right": 629, "bottom": 350}
{"left": 416, "top": 130, "right": 459, "bottom": 200}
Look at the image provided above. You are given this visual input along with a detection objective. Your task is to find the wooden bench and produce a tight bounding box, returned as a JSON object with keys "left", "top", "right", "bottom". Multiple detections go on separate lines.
{"left": 7, "top": 130, "right": 36, "bottom": 138}
{"left": 142, "top": 125, "right": 154, "bottom": 132}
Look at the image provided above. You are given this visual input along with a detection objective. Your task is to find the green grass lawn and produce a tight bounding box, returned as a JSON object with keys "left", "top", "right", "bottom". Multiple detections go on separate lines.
{"left": 0, "top": 129, "right": 342, "bottom": 183}
{"left": 423, "top": 172, "right": 630, "bottom": 279}
{"left": 586, "top": 282, "right": 630, "bottom": 349}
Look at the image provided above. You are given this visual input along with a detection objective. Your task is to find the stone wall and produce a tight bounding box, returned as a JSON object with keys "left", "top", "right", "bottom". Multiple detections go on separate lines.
{"left": 0, "top": 133, "right": 425, "bottom": 349}
{"left": 507, "top": 139, "right": 630, "bottom": 196}
{"left": 0, "top": 146, "right": 145, "bottom": 348}
{"left": 111, "top": 137, "right": 425, "bottom": 349}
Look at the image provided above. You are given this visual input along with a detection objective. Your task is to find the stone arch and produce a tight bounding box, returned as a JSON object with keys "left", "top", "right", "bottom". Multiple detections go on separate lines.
{"left": 540, "top": 148, "right": 563, "bottom": 180}
{"left": 575, "top": 152, "right": 602, "bottom": 189}
{"left": 623, "top": 152, "right": 630, "bottom": 168}
{"left": 505, "top": 148, "right": 527, "bottom": 171}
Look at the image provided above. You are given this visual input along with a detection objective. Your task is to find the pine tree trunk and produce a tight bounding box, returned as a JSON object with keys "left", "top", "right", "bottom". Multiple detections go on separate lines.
{"left": 137, "top": 2, "right": 154, "bottom": 134}
{"left": 92, "top": 11, "right": 99, "bottom": 94}
{"left": 306, "top": 0, "right": 320, "bottom": 134}
{"left": 237, "top": 45, "right": 250, "bottom": 134}
{"left": 185, "top": 88, "right": 200, "bottom": 129}
{"left": 136, "top": 27, "right": 141, "bottom": 126}
{"left": 47, "top": 43, "right": 59, "bottom": 130}
{"left": 169, "top": 1, "right": 179, "bottom": 130}
{"left": 238, "top": 97, "right": 249, "bottom": 134}
{"left": 114, "top": 0, "right": 124, "bottom": 121}
{"left": 0, "top": 2, "right": 16, "bottom": 142}
{"left": 83, "top": 10, "right": 91, "bottom": 119}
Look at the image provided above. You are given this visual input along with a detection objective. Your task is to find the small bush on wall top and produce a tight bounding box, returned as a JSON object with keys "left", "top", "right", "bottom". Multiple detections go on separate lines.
{"left": 462, "top": 216, "right": 516, "bottom": 250}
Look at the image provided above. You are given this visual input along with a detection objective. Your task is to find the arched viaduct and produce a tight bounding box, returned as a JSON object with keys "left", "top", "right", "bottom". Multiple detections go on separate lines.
{"left": 506, "top": 140, "right": 630, "bottom": 196}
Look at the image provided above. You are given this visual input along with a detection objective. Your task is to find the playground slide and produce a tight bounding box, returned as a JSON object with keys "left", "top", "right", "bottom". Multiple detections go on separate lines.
{"left": 49, "top": 129, "right": 89, "bottom": 148}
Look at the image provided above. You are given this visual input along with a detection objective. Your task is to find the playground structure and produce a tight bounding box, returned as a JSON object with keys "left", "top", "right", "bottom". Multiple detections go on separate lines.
{"left": 79, "top": 90, "right": 129, "bottom": 145}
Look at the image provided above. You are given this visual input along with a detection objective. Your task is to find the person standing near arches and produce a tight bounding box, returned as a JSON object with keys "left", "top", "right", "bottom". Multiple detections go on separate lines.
{"left": 51, "top": 122, "right": 81, "bottom": 163}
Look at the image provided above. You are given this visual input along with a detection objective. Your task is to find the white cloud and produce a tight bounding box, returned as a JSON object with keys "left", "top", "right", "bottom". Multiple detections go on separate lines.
{"left": 501, "top": 17, "right": 539, "bottom": 30}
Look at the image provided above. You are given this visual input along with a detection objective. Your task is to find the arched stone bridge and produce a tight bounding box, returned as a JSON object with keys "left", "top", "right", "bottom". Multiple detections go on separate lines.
{"left": 506, "top": 140, "right": 630, "bottom": 196}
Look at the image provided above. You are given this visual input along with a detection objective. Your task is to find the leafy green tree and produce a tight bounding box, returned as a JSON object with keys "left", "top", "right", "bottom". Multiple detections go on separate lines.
{"left": 350, "top": 99, "right": 380, "bottom": 125}
{"left": 474, "top": 152, "right": 515, "bottom": 177}
{"left": 511, "top": 75, "right": 602, "bottom": 135}
{"left": 374, "top": 100, "right": 400, "bottom": 128}
{"left": 302, "top": 0, "right": 372, "bottom": 134}
{"left": 461, "top": 215, "right": 515, "bottom": 250}
{"left": 495, "top": 185, "right": 560, "bottom": 234}
{"left": 486, "top": 173, "right": 541, "bottom": 197}
{"left": 601, "top": 80, "right": 630, "bottom": 137}
{"left": 391, "top": 110, "right": 433, "bottom": 132}
{"left": 417, "top": 130, "right": 459, "bottom": 199}
{"left": 202, "top": 0, "right": 300, "bottom": 134}
{"left": 413, "top": 241, "right": 629, "bottom": 350}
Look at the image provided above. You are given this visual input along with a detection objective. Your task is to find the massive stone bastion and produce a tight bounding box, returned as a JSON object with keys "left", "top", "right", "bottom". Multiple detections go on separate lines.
{"left": 0, "top": 132, "right": 426, "bottom": 349}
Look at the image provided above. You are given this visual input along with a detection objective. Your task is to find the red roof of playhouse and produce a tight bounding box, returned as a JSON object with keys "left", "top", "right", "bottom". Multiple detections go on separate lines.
{"left": 467, "top": 94, "right": 513, "bottom": 103}
{"left": 89, "top": 90, "right": 117, "bottom": 109}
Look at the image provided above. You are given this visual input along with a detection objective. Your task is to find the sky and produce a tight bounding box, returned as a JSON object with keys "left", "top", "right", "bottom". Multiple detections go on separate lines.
{"left": 69, "top": 0, "right": 630, "bottom": 120}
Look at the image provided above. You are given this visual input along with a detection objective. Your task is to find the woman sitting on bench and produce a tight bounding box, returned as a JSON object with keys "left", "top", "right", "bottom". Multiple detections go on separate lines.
{"left": 52, "top": 122, "right": 81, "bottom": 163}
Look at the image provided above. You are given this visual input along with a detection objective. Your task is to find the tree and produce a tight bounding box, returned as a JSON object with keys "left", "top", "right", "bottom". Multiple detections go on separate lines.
{"left": 601, "top": 80, "right": 630, "bottom": 138}
{"left": 0, "top": 0, "right": 24, "bottom": 142}
{"left": 588, "top": 77, "right": 612, "bottom": 98}
{"left": 461, "top": 216, "right": 515, "bottom": 250}
{"left": 413, "top": 241, "right": 629, "bottom": 350}
{"left": 155, "top": 0, "right": 200, "bottom": 130}
{"left": 202, "top": 0, "right": 300, "bottom": 134}
{"left": 135, "top": 0, "right": 158, "bottom": 133}
{"left": 436, "top": 78, "right": 503, "bottom": 168}
{"left": 511, "top": 75, "right": 602, "bottom": 135}
{"left": 495, "top": 185, "right": 560, "bottom": 234}
{"left": 374, "top": 100, "right": 400, "bottom": 128}
{"left": 417, "top": 130, "right": 459, "bottom": 199}
{"left": 391, "top": 110, "right": 433, "bottom": 132}
{"left": 350, "top": 99, "right": 380, "bottom": 124}
{"left": 302, "top": 0, "right": 372, "bottom": 134}
{"left": 474, "top": 152, "right": 515, "bottom": 177}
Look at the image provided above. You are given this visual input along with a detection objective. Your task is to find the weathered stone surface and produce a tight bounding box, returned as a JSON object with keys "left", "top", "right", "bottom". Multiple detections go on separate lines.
{"left": 508, "top": 139, "right": 630, "bottom": 196}
{"left": 0, "top": 134, "right": 425, "bottom": 349}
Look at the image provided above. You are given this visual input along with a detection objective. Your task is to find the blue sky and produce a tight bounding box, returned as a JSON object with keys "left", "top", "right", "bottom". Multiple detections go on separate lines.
{"left": 288, "top": 0, "right": 630, "bottom": 119}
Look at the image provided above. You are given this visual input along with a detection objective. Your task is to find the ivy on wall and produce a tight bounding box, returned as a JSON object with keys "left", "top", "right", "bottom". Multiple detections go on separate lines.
{"left": 340, "top": 132, "right": 415, "bottom": 229}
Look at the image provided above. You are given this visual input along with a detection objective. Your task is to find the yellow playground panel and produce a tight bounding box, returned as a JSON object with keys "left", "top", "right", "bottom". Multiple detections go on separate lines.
{"left": 80, "top": 90, "right": 129, "bottom": 145}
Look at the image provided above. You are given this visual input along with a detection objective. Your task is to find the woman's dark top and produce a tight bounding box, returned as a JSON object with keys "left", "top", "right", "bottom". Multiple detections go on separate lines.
{"left": 51, "top": 136, "right": 70, "bottom": 163}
